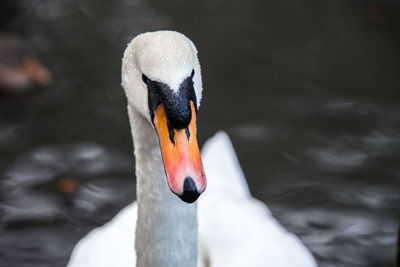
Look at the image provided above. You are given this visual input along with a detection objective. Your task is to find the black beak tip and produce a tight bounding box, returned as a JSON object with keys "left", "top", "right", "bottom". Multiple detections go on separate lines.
{"left": 179, "top": 177, "right": 201, "bottom": 203}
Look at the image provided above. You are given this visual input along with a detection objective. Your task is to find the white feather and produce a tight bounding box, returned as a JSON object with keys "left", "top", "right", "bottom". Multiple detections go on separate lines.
{"left": 198, "top": 132, "right": 317, "bottom": 267}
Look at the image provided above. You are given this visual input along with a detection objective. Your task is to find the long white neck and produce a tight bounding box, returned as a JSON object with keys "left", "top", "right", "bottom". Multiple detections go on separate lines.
{"left": 128, "top": 106, "right": 198, "bottom": 267}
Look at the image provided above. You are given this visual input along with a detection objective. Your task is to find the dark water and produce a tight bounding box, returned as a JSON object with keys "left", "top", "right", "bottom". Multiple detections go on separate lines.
{"left": 0, "top": 0, "right": 399, "bottom": 266}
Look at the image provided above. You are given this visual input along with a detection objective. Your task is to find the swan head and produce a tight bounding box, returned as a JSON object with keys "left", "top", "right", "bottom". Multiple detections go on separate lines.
{"left": 121, "top": 31, "right": 205, "bottom": 203}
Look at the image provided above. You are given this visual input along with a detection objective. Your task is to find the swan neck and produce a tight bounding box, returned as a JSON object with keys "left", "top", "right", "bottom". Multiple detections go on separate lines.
{"left": 128, "top": 106, "right": 198, "bottom": 267}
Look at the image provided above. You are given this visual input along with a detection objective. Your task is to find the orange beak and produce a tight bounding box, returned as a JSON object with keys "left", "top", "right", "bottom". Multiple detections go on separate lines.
{"left": 153, "top": 101, "right": 206, "bottom": 203}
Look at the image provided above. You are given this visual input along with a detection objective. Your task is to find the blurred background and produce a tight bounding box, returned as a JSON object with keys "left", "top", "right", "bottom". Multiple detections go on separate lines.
{"left": 0, "top": 0, "right": 399, "bottom": 266}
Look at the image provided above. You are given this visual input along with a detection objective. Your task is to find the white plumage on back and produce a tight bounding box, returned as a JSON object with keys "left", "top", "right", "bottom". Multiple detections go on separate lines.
{"left": 198, "top": 132, "right": 317, "bottom": 267}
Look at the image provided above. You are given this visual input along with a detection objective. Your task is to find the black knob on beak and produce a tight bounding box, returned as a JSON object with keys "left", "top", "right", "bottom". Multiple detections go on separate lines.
{"left": 179, "top": 177, "right": 200, "bottom": 203}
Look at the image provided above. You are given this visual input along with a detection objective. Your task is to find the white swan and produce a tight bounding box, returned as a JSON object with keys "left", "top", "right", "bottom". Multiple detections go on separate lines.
{"left": 67, "top": 30, "right": 317, "bottom": 267}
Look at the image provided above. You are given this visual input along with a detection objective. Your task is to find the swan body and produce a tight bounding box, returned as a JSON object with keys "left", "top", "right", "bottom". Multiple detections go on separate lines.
{"left": 68, "top": 132, "right": 317, "bottom": 267}
{"left": 67, "top": 30, "right": 317, "bottom": 267}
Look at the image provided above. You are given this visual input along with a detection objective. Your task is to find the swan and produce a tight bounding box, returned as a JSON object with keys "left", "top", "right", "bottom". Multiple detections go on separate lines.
{"left": 67, "top": 30, "right": 317, "bottom": 267}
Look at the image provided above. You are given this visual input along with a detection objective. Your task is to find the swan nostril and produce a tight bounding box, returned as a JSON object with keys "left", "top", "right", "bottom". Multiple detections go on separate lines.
{"left": 179, "top": 177, "right": 200, "bottom": 203}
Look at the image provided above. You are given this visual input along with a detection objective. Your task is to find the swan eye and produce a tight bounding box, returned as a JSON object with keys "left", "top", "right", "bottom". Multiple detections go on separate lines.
{"left": 142, "top": 74, "right": 149, "bottom": 85}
